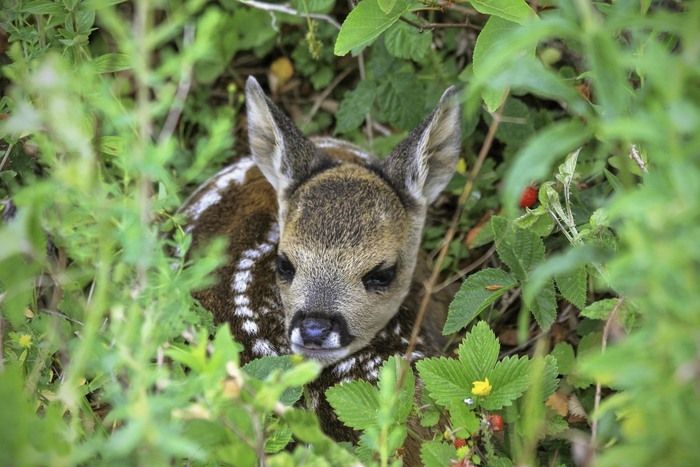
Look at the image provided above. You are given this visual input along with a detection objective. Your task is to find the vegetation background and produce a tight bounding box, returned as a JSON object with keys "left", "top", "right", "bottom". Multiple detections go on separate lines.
{"left": 0, "top": 0, "right": 698, "bottom": 465}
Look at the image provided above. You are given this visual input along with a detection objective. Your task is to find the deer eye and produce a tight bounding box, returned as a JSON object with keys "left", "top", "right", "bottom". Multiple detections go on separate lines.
{"left": 276, "top": 254, "right": 295, "bottom": 282}
{"left": 362, "top": 263, "right": 396, "bottom": 291}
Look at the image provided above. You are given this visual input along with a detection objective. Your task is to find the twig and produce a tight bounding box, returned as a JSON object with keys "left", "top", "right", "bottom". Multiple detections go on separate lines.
{"left": 158, "top": 24, "right": 194, "bottom": 144}
{"left": 372, "top": 121, "right": 392, "bottom": 136}
{"left": 590, "top": 297, "right": 624, "bottom": 446}
{"left": 629, "top": 144, "right": 648, "bottom": 173}
{"left": 303, "top": 66, "right": 355, "bottom": 125}
{"left": 433, "top": 244, "right": 496, "bottom": 292}
{"left": 398, "top": 99, "right": 507, "bottom": 387}
{"left": 238, "top": 0, "right": 341, "bottom": 29}
{"left": 0, "top": 143, "right": 13, "bottom": 172}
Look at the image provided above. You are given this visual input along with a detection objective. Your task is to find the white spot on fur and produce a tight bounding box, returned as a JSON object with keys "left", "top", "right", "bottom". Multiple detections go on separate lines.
{"left": 326, "top": 332, "right": 340, "bottom": 348}
{"left": 368, "top": 369, "right": 379, "bottom": 380}
{"left": 410, "top": 351, "right": 424, "bottom": 361}
{"left": 237, "top": 258, "right": 255, "bottom": 270}
{"left": 290, "top": 328, "right": 302, "bottom": 346}
{"left": 234, "top": 306, "right": 254, "bottom": 318}
{"left": 234, "top": 295, "right": 250, "bottom": 306}
{"left": 309, "top": 393, "right": 320, "bottom": 409}
{"left": 253, "top": 339, "right": 277, "bottom": 356}
{"left": 242, "top": 320, "right": 258, "bottom": 334}
{"left": 183, "top": 158, "right": 255, "bottom": 222}
{"left": 333, "top": 357, "right": 356, "bottom": 376}
{"left": 394, "top": 322, "right": 401, "bottom": 335}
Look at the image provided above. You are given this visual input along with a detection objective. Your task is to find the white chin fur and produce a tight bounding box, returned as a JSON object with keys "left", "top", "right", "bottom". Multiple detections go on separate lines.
{"left": 290, "top": 343, "right": 351, "bottom": 366}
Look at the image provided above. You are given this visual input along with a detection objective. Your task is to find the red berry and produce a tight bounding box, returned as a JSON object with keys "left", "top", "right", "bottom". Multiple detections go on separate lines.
{"left": 519, "top": 185, "right": 538, "bottom": 209}
{"left": 488, "top": 414, "right": 504, "bottom": 432}
{"left": 453, "top": 438, "right": 467, "bottom": 448}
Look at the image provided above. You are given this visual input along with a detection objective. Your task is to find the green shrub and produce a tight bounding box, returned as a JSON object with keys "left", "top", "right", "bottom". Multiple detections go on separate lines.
{"left": 1, "top": 0, "right": 699, "bottom": 465}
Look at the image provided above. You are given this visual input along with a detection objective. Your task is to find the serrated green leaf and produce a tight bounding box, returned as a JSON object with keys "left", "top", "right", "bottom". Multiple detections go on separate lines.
{"left": 491, "top": 216, "right": 545, "bottom": 281}
{"left": 443, "top": 268, "right": 517, "bottom": 335}
{"left": 384, "top": 20, "right": 432, "bottom": 62}
{"left": 539, "top": 355, "right": 560, "bottom": 401}
{"left": 416, "top": 358, "right": 470, "bottom": 406}
{"left": 458, "top": 321, "right": 500, "bottom": 382}
{"left": 420, "top": 440, "right": 458, "bottom": 467}
{"left": 335, "top": 81, "right": 376, "bottom": 134}
{"left": 325, "top": 380, "right": 379, "bottom": 430}
{"left": 481, "top": 356, "right": 530, "bottom": 410}
{"left": 581, "top": 298, "right": 620, "bottom": 320}
{"left": 375, "top": 75, "right": 425, "bottom": 129}
{"left": 530, "top": 278, "right": 557, "bottom": 330}
{"left": 469, "top": 0, "right": 536, "bottom": 24}
{"left": 551, "top": 342, "right": 575, "bottom": 375}
{"left": 503, "top": 119, "right": 593, "bottom": 215}
{"left": 555, "top": 267, "right": 587, "bottom": 309}
{"left": 334, "top": 0, "right": 409, "bottom": 56}
{"left": 524, "top": 245, "right": 598, "bottom": 308}
{"left": 446, "top": 400, "right": 480, "bottom": 435}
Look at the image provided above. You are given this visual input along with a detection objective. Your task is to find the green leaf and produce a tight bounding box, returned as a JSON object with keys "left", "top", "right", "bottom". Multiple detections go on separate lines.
{"left": 446, "top": 400, "right": 480, "bottom": 435}
{"left": 93, "top": 53, "right": 130, "bottom": 73}
{"left": 482, "top": 356, "right": 530, "bottom": 410}
{"left": 469, "top": 0, "right": 536, "bottom": 24}
{"left": 375, "top": 74, "right": 425, "bottom": 129}
{"left": 377, "top": 0, "right": 397, "bottom": 14}
{"left": 416, "top": 358, "right": 470, "bottom": 406}
{"left": 551, "top": 342, "right": 575, "bottom": 375}
{"left": 502, "top": 119, "right": 593, "bottom": 215}
{"left": 443, "top": 268, "right": 517, "bottom": 335}
{"left": 325, "top": 380, "right": 379, "bottom": 430}
{"left": 523, "top": 245, "right": 599, "bottom": 308}
{"left": 384, "top": 20, "right": 432, "bottom": 62}
{"left": 420, "top": 440, "right": 458, "bottom": 467}
{"left": 581, "top": 298, "right": 620, "bottom": 320}
{"left": 457, "top": 321, "right": 500, "bottom": 382}
{"left": 491, "top": 216, "right": 545, "bottom": 281}
{"left": 539, "top": 355, "right": 560, "bottom": 401}
{"left": 530, "top": 278, "right": 557, "bottom": 330}
{"left": 335, "top": 81, "right": 376, "bottom": 134}
{"left": 334, "top": 0, "right": 409, "bottom": 56}
{"left": 473, "top": 16, "right": 518, "bottom": 111}
{"left": 378, "top": 357, "right": 415, "bottom": 424}
{"left": 555, "top": 266, "right": 587, "bottom": 309}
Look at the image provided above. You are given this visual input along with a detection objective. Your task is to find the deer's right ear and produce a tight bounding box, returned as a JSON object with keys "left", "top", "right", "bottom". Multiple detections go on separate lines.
{"left": 246, "top": 76, "right": 320, "bottom": 195}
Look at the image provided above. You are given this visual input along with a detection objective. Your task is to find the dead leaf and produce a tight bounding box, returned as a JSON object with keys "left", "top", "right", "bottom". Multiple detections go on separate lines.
{"left": 546, "top": 391, "right": 569, "bottom": 417}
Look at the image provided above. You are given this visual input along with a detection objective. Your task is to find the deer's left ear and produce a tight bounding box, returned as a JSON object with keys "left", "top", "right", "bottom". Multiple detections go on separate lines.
{"left": 382, "top": 87, "right": 461, "bottom": 205}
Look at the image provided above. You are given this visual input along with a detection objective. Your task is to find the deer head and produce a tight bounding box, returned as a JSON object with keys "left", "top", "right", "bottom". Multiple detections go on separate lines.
{"left": 245, "top": 76, "right": 461, "bottom": 366}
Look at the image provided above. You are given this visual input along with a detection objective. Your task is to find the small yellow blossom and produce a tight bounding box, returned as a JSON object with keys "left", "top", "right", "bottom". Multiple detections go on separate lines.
{"left": 18, "top": 334, "right": 32, "bottom": 349}
{"left": 471, "top": 378, "right": 492, "bottom": 396}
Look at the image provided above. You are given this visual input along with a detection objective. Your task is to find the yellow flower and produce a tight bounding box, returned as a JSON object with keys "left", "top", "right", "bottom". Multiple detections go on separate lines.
{"left": 18, "top": 334, "right": 32, "bottom": 349}
{"left": 471, "top": 378, "right": 492, "bottom": 396}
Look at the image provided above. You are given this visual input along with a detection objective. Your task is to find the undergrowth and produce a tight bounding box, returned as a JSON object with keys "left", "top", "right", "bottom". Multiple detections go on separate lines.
{"left": 1, "top": 0, "right": 699, "bottom": 466}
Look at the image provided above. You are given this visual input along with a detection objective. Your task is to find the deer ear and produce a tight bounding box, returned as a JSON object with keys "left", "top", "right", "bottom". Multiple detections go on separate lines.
{"left": 245, "top": 76, "right": 321, "bottom": 195}
{"left": 382, "top": 87, "right": 461, "bottom": 205}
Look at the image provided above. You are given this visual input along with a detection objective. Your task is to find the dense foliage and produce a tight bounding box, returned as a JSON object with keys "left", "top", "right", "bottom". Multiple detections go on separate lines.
{"left": 1, "top": 0, "right": 698, "bottom": 465}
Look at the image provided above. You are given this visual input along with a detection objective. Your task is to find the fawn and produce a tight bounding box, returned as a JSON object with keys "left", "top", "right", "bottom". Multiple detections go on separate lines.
{"left": 181, "top": 76, "right": 461, "bottom": 458}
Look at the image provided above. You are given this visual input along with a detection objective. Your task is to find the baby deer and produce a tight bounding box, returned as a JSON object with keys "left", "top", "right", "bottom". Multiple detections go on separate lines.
{"left": 181, "top": 76, "right": 461, "bottom": 455}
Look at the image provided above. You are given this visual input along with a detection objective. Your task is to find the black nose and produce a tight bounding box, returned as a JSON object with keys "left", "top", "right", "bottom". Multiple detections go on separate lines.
{"left": 299, "top": 317, "right": 332, "bottom": 346}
